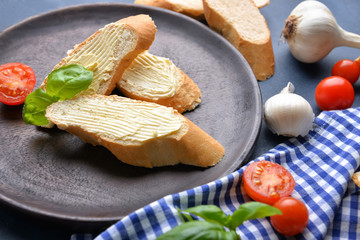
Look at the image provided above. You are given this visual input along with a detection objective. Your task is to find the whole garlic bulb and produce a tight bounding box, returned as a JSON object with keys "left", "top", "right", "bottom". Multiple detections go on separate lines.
{"left": 264, "top": 82, "right": 314, "bottom": 137}
{"left": 282, "top": 0, "right": 360, "bottom": 63}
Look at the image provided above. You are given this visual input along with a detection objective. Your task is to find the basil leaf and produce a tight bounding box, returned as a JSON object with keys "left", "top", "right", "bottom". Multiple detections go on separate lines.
{"left": 181, "top": 205, "right": 231, "bottom": 227}
{"left": 176, "top": 207, "right": 194, "bottom": 222}
{"left": 23, "top": 88, "right": 56, "bottom": 126}
{"left": 46, "top": 64, "right": 93, "bottom": 100}
{"left": 156, "top": 221, "right": 239, "bottom": 240}
{"left": 229, "top": 202, "right": 282, "bottom": 230}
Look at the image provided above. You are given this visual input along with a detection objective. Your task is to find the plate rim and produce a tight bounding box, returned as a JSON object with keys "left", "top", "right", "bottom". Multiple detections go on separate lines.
{"left": 0, "top": 2, "right": 262, "bottom": 223}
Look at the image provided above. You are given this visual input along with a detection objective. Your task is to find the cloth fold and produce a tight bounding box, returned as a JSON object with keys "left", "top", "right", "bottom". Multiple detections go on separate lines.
{"left": 93, "top": 108, "right": 360, "bottom": 240}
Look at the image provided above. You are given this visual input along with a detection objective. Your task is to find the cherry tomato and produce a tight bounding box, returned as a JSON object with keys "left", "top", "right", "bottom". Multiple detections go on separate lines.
{"left": 270, "top": 197, "right": 309, "bottom": 236}
{"left": 355, "top": 57, "right": 360, "bottom": 69}
{"left": 315, "top": 76, "right": 354, "bottom": 111}
{"left": 331, "top": 59, "right": 360, "bottom": 84}
{"left": 0, "top": 62, "right": 36, "bottom": 105}
{"left": 243, "top": 161, "right": 295, "bottom": 205}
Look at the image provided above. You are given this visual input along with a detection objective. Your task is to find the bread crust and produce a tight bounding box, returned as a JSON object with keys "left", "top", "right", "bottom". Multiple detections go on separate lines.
{"left": 135, "top": 0, "right": 205, "bottom": 20}
{"left": 134, "top": 0, "right": 269, "bottom": 22}
{"left": 118, "top": 66, "right": 201, "bottom": 113}
{"left": 202, "top": 0, "right": 274, "bottom": 80}
{"left": 102, "top": 115, "right": 224, "bottom": 168}
{"left": 46, "top": 94, "right": 224, "bottom": 168}
{"left": 41, "top": 14, "right": 157, "bottom": 95}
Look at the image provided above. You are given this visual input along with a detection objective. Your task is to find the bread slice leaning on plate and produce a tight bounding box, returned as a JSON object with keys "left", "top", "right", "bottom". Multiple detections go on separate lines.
{"left": 40, "top": 14, "right": 157, "bottom": 96}
{"left": 46, "top": 94, "right": 225, "bottom": 168}
{"left": 118, "top": 51, "right": 201, "bottom": 113}
{"left": 203, "top": 0, "right": 274, "bottom": 80}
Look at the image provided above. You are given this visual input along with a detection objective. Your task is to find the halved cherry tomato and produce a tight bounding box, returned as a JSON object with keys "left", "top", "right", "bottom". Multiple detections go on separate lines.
{"left": 315, "top": 76, "right": 354, "bottom": 111}
{"left": 243, "top": 161, "right": 295, "bottom": 205}
{"left": 331, "top": 59, "right": 360, "bottom": 84}
{"left": 270, "top": 197, "right": 309, "bottom": 236}
{"left": 0, "top": 62, "right": 36, "bottom": 105}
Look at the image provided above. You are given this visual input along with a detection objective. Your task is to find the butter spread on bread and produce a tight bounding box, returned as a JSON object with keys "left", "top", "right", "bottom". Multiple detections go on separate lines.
{"left": 46, "top": 94, "right": 225, "bottom": 168}
{"left": 118, "top": 51, "right": 201, "bottom": 113}
{"left": 40, "top": 14, "right": 157, "bottom": 96}
{"left": 203, "top": 0, "right": 274, "bottom": 80}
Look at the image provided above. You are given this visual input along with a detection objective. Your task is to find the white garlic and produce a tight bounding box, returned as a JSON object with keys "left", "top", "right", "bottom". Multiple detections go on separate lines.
{"left": 264, "top": 82, "right": 314, "bottom": 137}
{"left": 282, "top": 0, "right": 360, "bottom": 63}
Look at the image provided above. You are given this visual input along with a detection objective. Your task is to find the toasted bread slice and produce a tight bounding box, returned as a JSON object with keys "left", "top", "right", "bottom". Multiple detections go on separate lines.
{"left": 117, "top": 51, "right": 201, "bottom": 113}
{"left": 203, "top": 0, "right": 274, "bottom": 80}
{"left": 135, "top": 0, "right": 205, "bottom": 20}
{"left": 40, "top": 14, "right": 157, "bottom": 96}
{"left": 46, "top": 94, "right": 225, "bottom": 168}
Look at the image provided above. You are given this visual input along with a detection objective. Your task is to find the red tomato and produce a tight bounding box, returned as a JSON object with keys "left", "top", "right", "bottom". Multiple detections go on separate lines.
{"left": 355, "top": 57, "right": 360, "bottom": 69}
{"left": 243, "top": 161, "right": 295, "bottom": 205}
{"left": 315, "top": 76, "right": 354, "bottom": 111}
{"left": 270, "top": 197, "right": 309, "bottom": 236}
{"left": 331, "top": 59, "right": 360, "bottom": 84}
{"left": 0, "top": 62, "right": 36, "bottom": 105}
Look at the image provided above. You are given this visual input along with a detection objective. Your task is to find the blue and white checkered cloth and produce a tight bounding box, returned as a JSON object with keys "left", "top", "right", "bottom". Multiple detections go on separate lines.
{"left": 91, "top": 108, "right": 360, "bottom": 240}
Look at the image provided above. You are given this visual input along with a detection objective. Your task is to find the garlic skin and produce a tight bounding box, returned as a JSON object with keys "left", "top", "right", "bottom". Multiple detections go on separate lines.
{"left": 264, "top": 82, "right": 314, "bottom": 137}
{"left": 282, "top": 0, "right": 360, "bottom": 63}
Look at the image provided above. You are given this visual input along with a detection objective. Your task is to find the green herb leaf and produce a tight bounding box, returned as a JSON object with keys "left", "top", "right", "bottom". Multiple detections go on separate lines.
{"left": 229, "top": 202, "right": 282, "bottom": 230}
{"left": 23, "top": 64, "right": 93, "bottom": 126}
{"left": 156, "top": 221, "right": 239, "bottom": 240}
{"left": 176, "top": 207, "right": 194, "bottom": 222}
{"left": 181, "top": 205, "right": 231, "bottom": 227}
{"left": 22, "top": 88, "right": 56, "bottom": 126}
{"left": 46, "top": 64, "right": 93, "bottom": 100}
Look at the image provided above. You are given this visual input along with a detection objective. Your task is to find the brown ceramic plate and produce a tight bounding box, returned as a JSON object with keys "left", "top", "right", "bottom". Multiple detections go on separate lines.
{"left": 0, "top": 3, "right": 261, "bottom": 223}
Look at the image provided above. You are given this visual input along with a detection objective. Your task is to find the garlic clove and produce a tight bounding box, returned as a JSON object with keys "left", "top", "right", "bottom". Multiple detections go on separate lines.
{"left": 282, "top": 0, "right": 360, "bottom": 63}
{"left": 264, "top": 82, "right": 314, "bottom": 137}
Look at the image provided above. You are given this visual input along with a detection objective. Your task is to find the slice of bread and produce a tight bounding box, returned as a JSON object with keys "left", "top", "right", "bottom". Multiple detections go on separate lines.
{"left": 135, "top": 0, "right": 205, "bottom": 20}
{"left": 252, "top": 0, "right": 270, "bottom": 8}
{"left": 134, "top": 0, "right": 269, "bottom": 21}
{"left": 203, "top": 0, "right": 274, "bottom": 80}
{"left": 40, "top": 14, "right": 157, "bottom": 96}
{"left": 46, "top": 94, "right": 225, "bottom": 168}
{"left": 117, "top": 51, "right": 201, "bottom": 113}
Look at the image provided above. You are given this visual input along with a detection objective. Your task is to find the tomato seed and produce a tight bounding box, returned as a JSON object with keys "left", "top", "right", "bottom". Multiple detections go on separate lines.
{"left": 270, "top": 191, "right": 280, "bottom": 198}
{"left": 2, "top": 69, "right": 10, "bottom": 76}
{"left": 256, "top": 167, "right": 264, "bottom": 173}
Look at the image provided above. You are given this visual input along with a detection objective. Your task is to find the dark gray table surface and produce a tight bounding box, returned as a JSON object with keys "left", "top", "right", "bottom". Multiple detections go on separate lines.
{"left": 0, "top": 0, "right": 359, "bottom": 239}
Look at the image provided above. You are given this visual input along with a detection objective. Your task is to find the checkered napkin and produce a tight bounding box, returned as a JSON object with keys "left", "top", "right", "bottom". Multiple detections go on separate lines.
{"left": 92, "top": 108, "right": 360, "bottom": 240}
